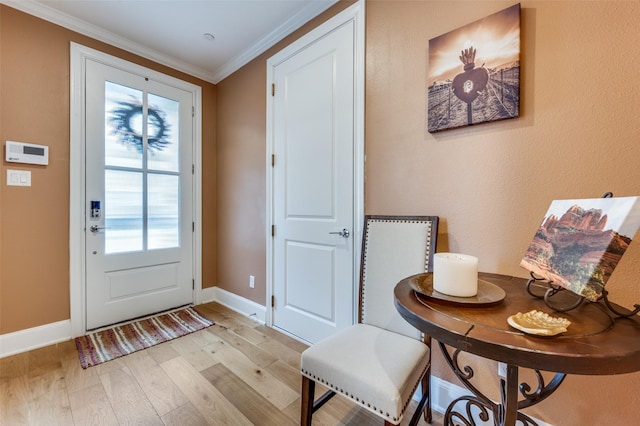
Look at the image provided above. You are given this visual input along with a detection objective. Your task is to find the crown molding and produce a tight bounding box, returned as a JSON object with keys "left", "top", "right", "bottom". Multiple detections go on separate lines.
{"left": 1, "top": 0, "right": 214, "bottom": 82}
{"left": 1, "top": 0, "right": 339, "bottom": 85}
{"left": 211, "top": 0, "right": 338, "bottom": 83}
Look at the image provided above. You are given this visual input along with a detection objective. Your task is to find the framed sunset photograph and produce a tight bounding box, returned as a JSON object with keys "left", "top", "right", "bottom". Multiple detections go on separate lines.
{"left": 520, "top": 196, "right": 640, "bottom": 302}
{"left": 427, "top": 3, "right": 521, "bottom": 133}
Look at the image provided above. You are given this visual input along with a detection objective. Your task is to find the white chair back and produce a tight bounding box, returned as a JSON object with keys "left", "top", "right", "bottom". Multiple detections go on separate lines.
{"left": 359, "top": 216, "right": 438, "bottom": 339}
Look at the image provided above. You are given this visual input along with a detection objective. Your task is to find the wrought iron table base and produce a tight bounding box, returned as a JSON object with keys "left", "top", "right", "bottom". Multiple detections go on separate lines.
{"left": 439, "top": 342, "right": 565, "bottom": 426}
{"left": 395, "top": 273, "right": 640, "bottom": 426}
{"left": 525, "top": 272, "right": 640, "bottom": 318}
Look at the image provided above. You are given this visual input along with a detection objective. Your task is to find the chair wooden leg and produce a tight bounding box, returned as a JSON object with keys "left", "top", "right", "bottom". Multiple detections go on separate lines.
{"left": 301, "top": 376, "right": 315, "bottom": 426}
{"left": 408, "top": 367, "right": 432, "bottom": 426}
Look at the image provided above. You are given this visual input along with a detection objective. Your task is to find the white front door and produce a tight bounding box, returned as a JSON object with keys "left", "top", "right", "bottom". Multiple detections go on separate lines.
{"left": 269, "top": 16, "right": 360, "bottom": 344}
{"left": 85, "top": 59, "right": 194, "bottom": 330}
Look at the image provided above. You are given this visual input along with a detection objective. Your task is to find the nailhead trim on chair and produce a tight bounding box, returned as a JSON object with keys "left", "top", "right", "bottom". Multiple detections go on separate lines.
{"left": 302, "top": 361, "right": 430, "bottom": 424}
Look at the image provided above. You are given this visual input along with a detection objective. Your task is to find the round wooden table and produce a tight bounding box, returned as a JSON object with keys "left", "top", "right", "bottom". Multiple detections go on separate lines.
{"left": 394, "top": 272, "right": 640, "bottom": 426}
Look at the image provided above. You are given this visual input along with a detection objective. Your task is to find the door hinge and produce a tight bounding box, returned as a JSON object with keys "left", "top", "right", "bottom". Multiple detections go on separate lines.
{"left": 192, "top": 222, "right": 195, "bottom": 232}
{"left": 271, "top": 224, "right": 275, "bottom": 237}
{"left": 271, "top": 83, "right": 275, "bottom": 96}
{"left": 192, "top": 164, "right": 195, "bottom": 174}
{"left": 192, "top": 279, "right": 195, "bottom": 290}
{"left": 271, "top": 154, "right": 275, "bottom": 167}
{"left": 192, "top": 106, "right": 195, "bottom": 117}
{"left": 271, "top": 295, "right": 275, "bottom": 307}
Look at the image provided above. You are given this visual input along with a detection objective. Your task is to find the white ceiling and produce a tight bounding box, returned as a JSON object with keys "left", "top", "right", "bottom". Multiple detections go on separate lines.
{"left": 2, "top": 0, "right": 338, "bottom": 83}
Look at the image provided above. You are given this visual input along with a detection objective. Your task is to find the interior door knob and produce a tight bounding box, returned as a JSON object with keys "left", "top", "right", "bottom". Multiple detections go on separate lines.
{"left": 329, "top": 228, "right": 350, "bottom": 238}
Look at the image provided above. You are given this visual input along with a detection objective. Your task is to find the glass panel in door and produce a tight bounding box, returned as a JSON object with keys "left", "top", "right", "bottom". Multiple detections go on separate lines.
{"left": 103, "top": 81, "right": 181, "bottom": 254}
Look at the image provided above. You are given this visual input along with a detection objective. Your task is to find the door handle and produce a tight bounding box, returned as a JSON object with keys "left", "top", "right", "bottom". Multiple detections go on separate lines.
{"left": 328, "top": 228, "right": 350, "bottom": 238}
{"left": 89, "top": 225, "right": 108, "bottom": 233}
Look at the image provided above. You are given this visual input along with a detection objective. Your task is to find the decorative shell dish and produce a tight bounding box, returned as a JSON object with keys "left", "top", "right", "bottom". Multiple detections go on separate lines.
{"left": 507, "top": 310, "right": 571, "bottom": 336}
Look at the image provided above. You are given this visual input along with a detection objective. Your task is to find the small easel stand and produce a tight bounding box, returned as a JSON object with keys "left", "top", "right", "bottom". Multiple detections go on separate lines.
{"left": 525, "top": 272, "right": 640, "bottom": 317}
{"left": 515, "top": 237, "right": 640, "bottom": 425}
{"left": 526, "top": 192, "right": 640, "bottom": 318}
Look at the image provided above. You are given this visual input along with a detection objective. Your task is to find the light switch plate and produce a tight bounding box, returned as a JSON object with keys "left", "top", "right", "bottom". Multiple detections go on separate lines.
{"left": 7, "top": 169, "right": 31, "bottom": 186}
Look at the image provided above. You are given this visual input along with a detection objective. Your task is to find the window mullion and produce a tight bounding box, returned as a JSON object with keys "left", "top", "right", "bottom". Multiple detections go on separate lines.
{"left": 142, "top": 91, "right": 149, "bottom": 251}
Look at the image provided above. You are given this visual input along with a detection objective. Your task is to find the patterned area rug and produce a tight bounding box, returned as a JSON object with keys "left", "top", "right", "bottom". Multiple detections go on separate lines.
{"left": 75, "top": 307, "right": 214, "bottom": 368}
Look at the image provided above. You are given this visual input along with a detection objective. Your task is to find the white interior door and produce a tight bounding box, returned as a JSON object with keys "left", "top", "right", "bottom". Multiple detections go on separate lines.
{"left": 270, "top": 19, "right": 357, "bottom": 344}
{"left": 85, "top": 59, "right": 194, "bottom": 330}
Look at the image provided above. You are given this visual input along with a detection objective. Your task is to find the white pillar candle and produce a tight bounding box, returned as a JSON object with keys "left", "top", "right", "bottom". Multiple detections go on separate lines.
{"left": 433, "top": 253, "right": 479, "bottom": 297}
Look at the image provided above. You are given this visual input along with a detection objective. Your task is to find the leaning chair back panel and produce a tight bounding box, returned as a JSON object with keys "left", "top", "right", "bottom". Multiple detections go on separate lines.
{"left": 360, "top": 215, "right": 438, "bottom": 339}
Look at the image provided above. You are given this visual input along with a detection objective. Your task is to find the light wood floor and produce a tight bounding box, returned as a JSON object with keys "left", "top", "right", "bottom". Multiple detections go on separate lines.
{"left": 0, "top": 302, "right": 442, "bottom": 425}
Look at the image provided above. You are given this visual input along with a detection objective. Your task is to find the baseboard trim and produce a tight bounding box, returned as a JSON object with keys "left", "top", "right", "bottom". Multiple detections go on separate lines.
{"left": 0, "top": 287, "right": 264, "bottom": 358}
{"left": 0, "top": 320, "right": 71, "bottom": 359}
{"left": 200, "top": 285, "right": 217, "bottom": 304}
{"left": 202, "top": 285, "right": 267, "bottom": 325}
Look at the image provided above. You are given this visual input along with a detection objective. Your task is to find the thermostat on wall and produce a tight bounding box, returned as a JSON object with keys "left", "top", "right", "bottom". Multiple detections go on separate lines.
{"left": 5, "top": 141, "right": 49, "bottom": 165}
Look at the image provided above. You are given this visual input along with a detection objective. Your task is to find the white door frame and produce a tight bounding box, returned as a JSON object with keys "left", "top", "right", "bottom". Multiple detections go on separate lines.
{"left": 69, "top": 43, "right": 203, "bottom": 337}
{"left": 265, "top": 2, "right": 365, "bottom": 329}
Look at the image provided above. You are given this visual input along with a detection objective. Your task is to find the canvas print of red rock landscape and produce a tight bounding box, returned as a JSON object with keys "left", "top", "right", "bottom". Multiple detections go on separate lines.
{"left": 521, "top": 197, "right": 640, "bottom": 302}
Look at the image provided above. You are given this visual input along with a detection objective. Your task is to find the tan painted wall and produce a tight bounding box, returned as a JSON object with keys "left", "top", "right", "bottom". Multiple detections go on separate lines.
{"left": 216, "top": 1, "right": 640, "bottom": 424}
{"left": 0, "top": 5, "right": 217, "bottom": 334}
